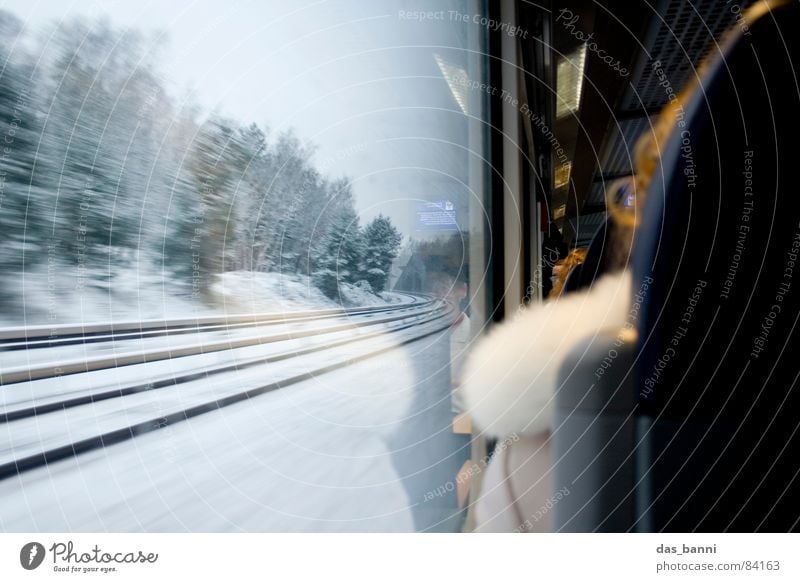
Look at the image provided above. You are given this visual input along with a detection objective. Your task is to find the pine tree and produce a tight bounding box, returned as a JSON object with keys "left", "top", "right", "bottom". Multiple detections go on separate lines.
{"left": 360, "top": 214, "right": 402, "bottom": 292}
{"left": 311, "top": 197, "right": 364, "bottom": 299}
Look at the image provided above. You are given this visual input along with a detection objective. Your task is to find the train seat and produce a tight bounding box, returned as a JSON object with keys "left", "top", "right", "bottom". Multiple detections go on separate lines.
{"left": 552, "top": 0, "right": 800, "bottom": 532}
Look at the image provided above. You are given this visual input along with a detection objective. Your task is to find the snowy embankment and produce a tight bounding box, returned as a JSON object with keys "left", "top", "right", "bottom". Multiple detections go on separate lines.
{"left": 0, "top": 267, "right": 404, "bottom": 327}
{"left": 213, "top": 271, "right": 404, "bottom": 313}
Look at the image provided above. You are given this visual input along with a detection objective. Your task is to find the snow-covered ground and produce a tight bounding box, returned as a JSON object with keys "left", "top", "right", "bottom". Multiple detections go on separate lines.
{"left": 0, "top": 264, "right": 464, "bottom": 533}
{"left": 0, "top": 330, "right": 469, "bottom": 532}
{"left": 0, "top": 309, "right": 446, "bottom": 465}
{"left": 0, "top": 265, "right": 402, "bottom": 327}
{"left": 0, "top": 302, "right": 436, "bottom": 398}
{"left": 214, "top": 271, "right": 399, "bottom": 313}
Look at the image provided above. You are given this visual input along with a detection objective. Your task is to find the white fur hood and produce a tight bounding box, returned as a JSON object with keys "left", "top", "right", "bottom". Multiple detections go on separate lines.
{"left": 460, "top": 270, "right": 632, "bottom": 437}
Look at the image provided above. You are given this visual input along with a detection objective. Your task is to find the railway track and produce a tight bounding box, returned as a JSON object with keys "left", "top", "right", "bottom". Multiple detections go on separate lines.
{"left": 0, "top": 297, "right": 433, "bottom": 385}
{"left": 0, "top": 297, "right": 457, "bottom": 481}
{"left": 0, "top": 293, "right": 424, "bottom": 350}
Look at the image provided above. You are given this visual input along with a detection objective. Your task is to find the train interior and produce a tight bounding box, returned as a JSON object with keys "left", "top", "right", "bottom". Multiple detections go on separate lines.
{"left": 467, "top": 0, "right": 800, "bottom": 532}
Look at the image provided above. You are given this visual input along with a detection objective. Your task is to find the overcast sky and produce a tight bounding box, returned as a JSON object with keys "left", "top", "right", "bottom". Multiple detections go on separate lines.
{"left": 0, "top": 0, "right": 487, "bottom": 236}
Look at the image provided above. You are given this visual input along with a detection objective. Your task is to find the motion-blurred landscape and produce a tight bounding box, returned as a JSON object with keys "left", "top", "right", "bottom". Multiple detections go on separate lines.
{"left": 0, "top": 11, "right": 402, "bottom": 325}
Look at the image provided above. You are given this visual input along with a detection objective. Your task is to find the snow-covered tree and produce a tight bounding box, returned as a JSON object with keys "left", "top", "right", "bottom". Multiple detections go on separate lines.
{"left": 157, "top": 106, "right": 204, "bottom": 287}
{"left": 0, "top": 11, "right": 44, "bottom": 283}
{"left": 189, "top": 114, "right": 248, "bottom": 291}
{"left": 311, "top": 187, "right": 364, "bottom": 299}
{"left": 34, "top": 19, "right": 169, "bottom": 271}
{"left": 360, "top": 214, "right": 402, "bottom": 292}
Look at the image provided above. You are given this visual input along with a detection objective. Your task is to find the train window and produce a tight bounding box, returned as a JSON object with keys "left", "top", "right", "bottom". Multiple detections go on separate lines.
{"left": 0, "top": 0, "right": 491, "bottom": 532}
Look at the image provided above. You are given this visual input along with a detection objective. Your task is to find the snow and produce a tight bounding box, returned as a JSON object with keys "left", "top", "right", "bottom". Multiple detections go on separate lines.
{"left": 0, "top": 302, "right": 438, "bottom": 407}
{"left": 2, "top": 264, "right": 403, "bottom": 327}
{"left": 214, "top": 271, "right": 399, "bottom": 313}
{"left": 0, "top": 312, "right": 447, "bottom": 464}
{"left": 0, "top": 329, "right": 469, "bottom": 532}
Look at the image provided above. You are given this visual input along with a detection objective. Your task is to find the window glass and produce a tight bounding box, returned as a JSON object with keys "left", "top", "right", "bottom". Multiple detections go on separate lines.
{"left": 0, "top": 0, "right": 489, "bottom": 531}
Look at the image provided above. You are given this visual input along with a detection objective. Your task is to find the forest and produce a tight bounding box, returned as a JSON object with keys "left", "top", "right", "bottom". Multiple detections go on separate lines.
{"left": 0, "top": 12, "right": 402, "bottom": 314}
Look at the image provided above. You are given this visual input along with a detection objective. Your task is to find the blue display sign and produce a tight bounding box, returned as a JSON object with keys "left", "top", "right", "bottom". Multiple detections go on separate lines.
{"left": 415, "top": 200, "right": 459, "bottom": 231}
